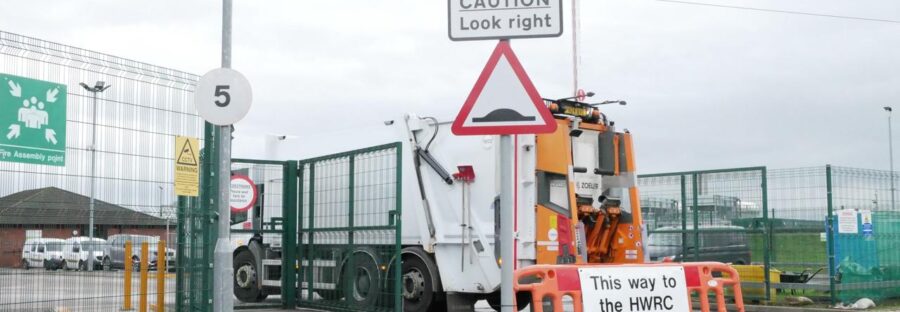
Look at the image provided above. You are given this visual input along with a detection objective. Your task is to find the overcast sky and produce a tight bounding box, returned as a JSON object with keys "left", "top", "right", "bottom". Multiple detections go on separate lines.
{"left": 3, "top": 0, "right": 899, "bottom": 174}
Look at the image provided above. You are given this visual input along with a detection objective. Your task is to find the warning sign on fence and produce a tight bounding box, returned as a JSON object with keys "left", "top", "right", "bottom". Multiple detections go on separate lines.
{"left": 579, "top": 266, "right": 689, "bottom": 312}
{"left": 174, "top": 136, "right": 199, "bottom": 196}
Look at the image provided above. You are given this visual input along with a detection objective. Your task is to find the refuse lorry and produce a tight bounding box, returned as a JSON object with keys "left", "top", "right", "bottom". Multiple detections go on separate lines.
{"left": 232, "top": 98, "right": 648, "bottom": 311}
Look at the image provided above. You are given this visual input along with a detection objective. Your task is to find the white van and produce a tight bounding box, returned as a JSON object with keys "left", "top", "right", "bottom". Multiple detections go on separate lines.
{"left": 63, "top": 237, "right": 107, "bottom": 271}
{"left": 21, "top": 238, "right": 66, "bottom": 270}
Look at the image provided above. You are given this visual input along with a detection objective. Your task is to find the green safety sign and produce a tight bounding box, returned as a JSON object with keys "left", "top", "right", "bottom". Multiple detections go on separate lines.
{"left": 0, "top": 73, "right": 67, "bottom": 166}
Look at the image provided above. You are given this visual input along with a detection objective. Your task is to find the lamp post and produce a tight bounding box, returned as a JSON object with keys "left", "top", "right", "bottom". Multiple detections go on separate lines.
{"left": 80, "top": 81, "right": 111, "bottom": 272}
{"left": 885, "top": 106, "right": 895, "bottom": 211}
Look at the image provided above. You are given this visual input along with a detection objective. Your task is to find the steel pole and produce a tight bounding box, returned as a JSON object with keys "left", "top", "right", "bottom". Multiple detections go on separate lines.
{"left": 889, "top": 111, "right": 895, "bottom": 211}
{"left": 500, "top": 135, "right": 514, "bottom": 312}
{"left": 88, "top": 91, "right": 97, "bottom": 272}
{"left": 571, "top": 0, "right": 579, "bottom": 96}
{"left": 212, "top": 0, "right": 234, "bottom": 311}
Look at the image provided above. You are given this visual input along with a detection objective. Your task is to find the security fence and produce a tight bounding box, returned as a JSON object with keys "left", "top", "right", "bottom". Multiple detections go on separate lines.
{"left": 638, "top": 167, "right": 771, "bottom": 301}
{"left": 639, "top": 165, "right": 900, "bottom": 305}
{"left": 297, "top": 143, "right": 402, "bottom": 312}
{"left": 0, "top": 30, "right": 203, "bottom": 312}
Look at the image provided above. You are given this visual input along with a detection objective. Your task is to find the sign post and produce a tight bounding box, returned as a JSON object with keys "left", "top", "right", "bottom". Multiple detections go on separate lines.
{"left": 452, "top": 40, "right": 556, "bottom": 312}
{"left": 197, "top": 1, "right": 253, "bottom": 311}
{"left": 0, "top": 74, "right": 66, "bottom": 166}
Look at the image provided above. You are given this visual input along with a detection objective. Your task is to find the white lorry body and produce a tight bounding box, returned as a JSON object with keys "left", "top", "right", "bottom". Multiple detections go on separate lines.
{"left": 269, "top": 115, "right": 538, "bottom": 294}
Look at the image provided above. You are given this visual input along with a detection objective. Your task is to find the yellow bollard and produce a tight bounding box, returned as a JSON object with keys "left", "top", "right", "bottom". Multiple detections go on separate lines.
{"left": 124, "top": 240, "right": 133, "bottom": 310}
{"left": 140, "top": 242, "right": 149, "bottom": 312}
{"left": 157, "top": 240, "right": 166, "bottom": 312}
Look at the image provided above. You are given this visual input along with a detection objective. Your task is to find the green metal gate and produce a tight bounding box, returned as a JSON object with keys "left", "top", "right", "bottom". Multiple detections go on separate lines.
{"left": 638, "top": 167, "right": 772, "bottom": 301}
{"left": 297, "top": 143, "right": 403, "bottom": 312}
{"left": 229, "top": 158, "right": 298, "bottom": 310}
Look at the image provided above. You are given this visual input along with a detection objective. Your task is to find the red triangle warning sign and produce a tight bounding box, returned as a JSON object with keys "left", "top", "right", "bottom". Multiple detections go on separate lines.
{"left": 452, "top": 41, "right": 557, "bottom": 136}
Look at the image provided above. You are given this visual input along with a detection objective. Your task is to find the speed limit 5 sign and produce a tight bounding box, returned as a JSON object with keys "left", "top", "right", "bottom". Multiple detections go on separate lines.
{"left": 195, "top": 68, "right": 252, "bottom": 125}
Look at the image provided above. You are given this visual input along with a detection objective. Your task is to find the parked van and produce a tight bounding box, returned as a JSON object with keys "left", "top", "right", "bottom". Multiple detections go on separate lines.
{"left": 63, "top": 237, "right": 107, "bottom": 271}
{"left": 647, "top": 225, "right": 751, "bottom": 264}
{"left": 104, "top": 234, "right": 175, "bottom": 271}
{"left": 21, "top": 238, "right": 66, "bottom": 270}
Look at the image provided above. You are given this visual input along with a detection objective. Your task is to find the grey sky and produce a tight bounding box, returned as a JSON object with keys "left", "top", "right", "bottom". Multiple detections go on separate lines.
{"left": 2, "top": 0, "right": 899, "bottom": 174}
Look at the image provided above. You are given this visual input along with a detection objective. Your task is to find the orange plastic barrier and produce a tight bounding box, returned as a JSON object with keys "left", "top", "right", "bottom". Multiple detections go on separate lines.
{"left": 513, "top": 262, "right": 745, "bottom": 312}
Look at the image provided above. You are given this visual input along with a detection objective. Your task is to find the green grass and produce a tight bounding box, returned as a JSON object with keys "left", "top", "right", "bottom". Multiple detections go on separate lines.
{"left": 751, "top": 232, "right": 827, "bottom": 272}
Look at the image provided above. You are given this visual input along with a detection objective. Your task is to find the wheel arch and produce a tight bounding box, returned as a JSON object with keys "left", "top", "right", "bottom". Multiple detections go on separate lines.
{"left": 400, "top": 246, "right": 442, "bottom": 292}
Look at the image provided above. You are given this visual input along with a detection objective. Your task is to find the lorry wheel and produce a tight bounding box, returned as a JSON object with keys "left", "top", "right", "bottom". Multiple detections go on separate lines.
{"left": 234, "top": 249, "right": 265, "bottom": 302}
{"left": 22, "top": 259, "right": 29, "bottom": 270}
{"left": 343, "top": 253, "right": 381, "bottom": 307}
{"left": 402, "top": 255, "right": 441, "bottom": 312}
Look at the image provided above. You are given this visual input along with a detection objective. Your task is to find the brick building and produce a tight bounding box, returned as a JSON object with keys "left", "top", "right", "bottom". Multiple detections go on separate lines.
{"left": 0, "top": 187, "right": 171, "bottom": 268}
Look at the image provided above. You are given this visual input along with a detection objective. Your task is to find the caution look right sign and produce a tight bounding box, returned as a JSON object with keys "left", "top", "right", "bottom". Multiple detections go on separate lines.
{"left": 174, "top": 136, "right": 200, "bottom": 196}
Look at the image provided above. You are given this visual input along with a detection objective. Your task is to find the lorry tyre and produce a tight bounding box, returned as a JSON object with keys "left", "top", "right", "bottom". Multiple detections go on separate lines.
{"left": 234, "top": 249, "right": 266, "bottom": 302}
{"left": 343, "top": 253, "right": 381, "bottom": 307}
{"left": 402, "top": 255, "right": 443, "bottom": 312}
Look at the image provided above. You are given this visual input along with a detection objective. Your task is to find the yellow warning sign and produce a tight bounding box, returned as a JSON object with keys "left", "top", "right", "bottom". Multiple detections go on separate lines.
{"left": 174, "top": 136, "right": 199, "bottom": 196}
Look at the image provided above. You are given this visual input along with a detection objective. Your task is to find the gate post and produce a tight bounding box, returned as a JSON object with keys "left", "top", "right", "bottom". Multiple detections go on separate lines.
{"left": 761, "top": 167, "right": 771, "bottom": 302}
{"left": 825, "top": 165, "right": 836, "bottom": 305}
{"left": 282, "top": 160, "right": 299, "bottom": 308}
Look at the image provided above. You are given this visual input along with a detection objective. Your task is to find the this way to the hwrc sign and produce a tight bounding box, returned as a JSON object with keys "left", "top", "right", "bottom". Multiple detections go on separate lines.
{"left": 579, "top": 266, "right": 691, "bottom": 312}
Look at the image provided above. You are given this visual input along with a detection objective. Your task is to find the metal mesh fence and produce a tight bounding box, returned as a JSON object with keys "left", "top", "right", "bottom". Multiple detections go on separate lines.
{"left": 829, "top": 166, "right": 900, "bottom": 303}
{"left": 765, "top": 167, "right": 830, "bottom": 300}
{"left": 228, "top": 159, "right": 297, "bottom": 309}
{"left": 640, "top": 165, "right": 900, "bottom": 305}
{"left": 638, "top": 167, "right": 771, "bottom": 301}
{"left": 298, "top": 143, "right": 402, "bottom": 312}
{"left": 0, "top": 30, "right": 203, "bottom": 311}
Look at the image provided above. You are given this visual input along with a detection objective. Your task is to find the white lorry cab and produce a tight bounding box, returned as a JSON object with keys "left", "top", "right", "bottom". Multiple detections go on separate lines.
{"left": 63, "top": 237, "right": 107, "bottom": 271}
{"left": 21, "top": 238, "right": 65, "bottom": 270}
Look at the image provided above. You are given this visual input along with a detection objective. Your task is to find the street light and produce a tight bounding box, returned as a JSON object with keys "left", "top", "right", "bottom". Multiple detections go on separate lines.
{"left": 590, "top": 100, "right": 627, "bottom": 106}
{"left": 80, "top": 81, "right": 110, "bottom": 272}
{"left": 885, "top": 106, "right": 895, "bottom": 211}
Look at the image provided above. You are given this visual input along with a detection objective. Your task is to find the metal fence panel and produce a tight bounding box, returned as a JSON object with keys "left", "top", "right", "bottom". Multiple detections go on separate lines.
{"left": 639, "top": 167, "right": 771, "bottom": 301}
{"left": 297, "top": 143, "right": 401, "bottom": 312}
{"left": 228, "top": 159, "right": 297, "bottom": 309}
{"left": 828, "top": 166, "right": 900, "bottom": 303}
{"left": 0, "top": 30, "right": 204, "bottom": 312}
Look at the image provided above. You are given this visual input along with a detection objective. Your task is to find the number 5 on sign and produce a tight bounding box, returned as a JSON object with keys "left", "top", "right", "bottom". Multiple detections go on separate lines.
{"left": 195, "top": 68, "right": 252, "bottom": 125}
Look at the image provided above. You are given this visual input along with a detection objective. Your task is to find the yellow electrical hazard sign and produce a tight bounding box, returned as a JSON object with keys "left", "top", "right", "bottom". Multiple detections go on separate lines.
{"left": 174, "top": 136, "right": 199, "bottom": 196}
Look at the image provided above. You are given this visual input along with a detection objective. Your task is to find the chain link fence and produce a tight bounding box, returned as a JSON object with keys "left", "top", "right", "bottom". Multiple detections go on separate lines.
{"left": 0, "top": 30, "right": 203, "bottom": 311}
